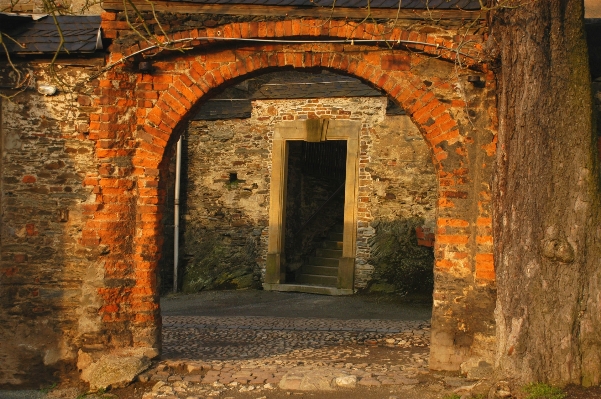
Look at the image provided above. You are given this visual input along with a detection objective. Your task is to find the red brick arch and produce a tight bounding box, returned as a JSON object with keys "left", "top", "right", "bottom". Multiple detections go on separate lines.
{"left": 105, "top": 18, "right": 484, "bottom": 68}
{"left": 136, "top": 46, "right": 461, "bottom": 169}
{"left": 86, "top": 24, "right": 494, "bottom": 370}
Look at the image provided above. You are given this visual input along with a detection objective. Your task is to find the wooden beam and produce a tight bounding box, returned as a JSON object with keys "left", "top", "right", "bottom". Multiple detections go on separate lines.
{"left": 101, "top": 1, "right": 481, "bottom": 20}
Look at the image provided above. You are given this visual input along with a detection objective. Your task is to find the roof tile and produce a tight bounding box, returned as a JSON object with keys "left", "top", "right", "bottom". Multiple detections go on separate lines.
{"left": 3, "top": 14, "right": 101, "bottom": 54}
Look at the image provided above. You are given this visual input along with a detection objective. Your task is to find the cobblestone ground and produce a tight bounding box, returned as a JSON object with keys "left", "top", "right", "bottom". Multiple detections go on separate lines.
{"left": 135, "top": 315, "right": 484, "bottom": 399}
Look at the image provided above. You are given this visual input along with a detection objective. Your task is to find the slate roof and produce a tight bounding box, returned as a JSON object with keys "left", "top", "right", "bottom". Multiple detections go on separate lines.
{"left": 195, "top": 100, "right": 253, "bottom": 120}
{"left": 160, "top": 0, "right": 480, "bottom": 9}
{"left": 251, "top": 71, "right": 383, "bottom": 98}
{"left": 1, "top": 14, "right": 102, "bottom": 54}
{"left": 193, "top": 70, "right": 405, "bottom": 120}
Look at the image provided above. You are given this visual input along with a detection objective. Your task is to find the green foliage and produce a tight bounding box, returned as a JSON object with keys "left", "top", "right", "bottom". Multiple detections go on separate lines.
{"left": 523, "top": 383, "right": 566, "bottom": 399}
{"left": 182, "top": 237, "right": 226, "bottom": 292}
{"left": 369, "top": 218, "right": 434, "bottom": 295}
{"left": 225, "top": 178, "right": 245, "bottom": 190}
{"left": 39, "top": 382, "right": 57, "bottom": 394}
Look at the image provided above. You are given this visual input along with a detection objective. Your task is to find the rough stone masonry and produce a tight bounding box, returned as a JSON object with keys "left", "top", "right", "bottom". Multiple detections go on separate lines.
{"left": 0, "top": 12, "right": 502, "bottom": 387}
{"left": 169, "top": 94, "right": 437, "bottom": 293}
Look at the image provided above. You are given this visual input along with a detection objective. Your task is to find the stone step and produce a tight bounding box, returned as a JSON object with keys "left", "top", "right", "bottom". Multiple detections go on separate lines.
{"left": 322, "top": 240, "right": 343, "bottom": 250}
{"left": 302, "top": 265, "right": 338, "bottom": 276}
{"left": 316, "top": 248, "right": 343, "bottom": 258}
{"left": 309, "top": 257, "right": 340, "bottom": 267}
{"left": 297, "top": 274, "right": 337, "bottom": 287}
{"left": 329, "top": 232, "right": 344, "bottom": 241}
{"left": 263, "top": 283, "right": 353, "bottom": 296}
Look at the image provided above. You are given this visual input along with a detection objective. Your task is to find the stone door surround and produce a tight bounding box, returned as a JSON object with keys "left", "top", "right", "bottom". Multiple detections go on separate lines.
{"left": 263, "top": 118, "right": 361, "bottom": 294}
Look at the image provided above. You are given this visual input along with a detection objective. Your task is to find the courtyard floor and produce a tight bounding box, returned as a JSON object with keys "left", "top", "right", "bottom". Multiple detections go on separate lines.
{"left": 5, "top": 290, "right": 601, "bottom": 399}
{"left": 118, "top": 290, "right": 485, "bottom": 399}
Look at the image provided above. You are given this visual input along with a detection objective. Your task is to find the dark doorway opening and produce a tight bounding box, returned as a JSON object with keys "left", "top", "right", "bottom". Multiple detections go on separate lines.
{"left": 284, "top": 140, "right": 347, "bottom": 287}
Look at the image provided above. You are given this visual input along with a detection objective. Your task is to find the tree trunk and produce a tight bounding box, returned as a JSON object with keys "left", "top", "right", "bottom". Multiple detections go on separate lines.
{"left": 490, "top": 0, "right": 601, "bottom": 386}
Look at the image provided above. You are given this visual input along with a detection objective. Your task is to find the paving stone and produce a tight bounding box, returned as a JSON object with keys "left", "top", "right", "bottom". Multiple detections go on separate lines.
{"left": 135, "top": 314, "right": 470, "bottom": 398}
{"left": 202, "top": 376, "right": 220, "bottom": 384}
{"left": 397, "top": 377, "right": 420, "bottom": 385}
{"left": 334, "top": 375, "right": 357, "bottom": 388}
{"left": 358, "top": 378, "right": 382, "bottom": 386}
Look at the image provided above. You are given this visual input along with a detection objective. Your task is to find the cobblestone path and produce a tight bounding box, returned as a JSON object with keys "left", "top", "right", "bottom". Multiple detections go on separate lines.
{"left": 161, "top": 315, "right": 430, "bottom": 361}
{"left": 135, "top": 315, "right": 484, "bottom": 399}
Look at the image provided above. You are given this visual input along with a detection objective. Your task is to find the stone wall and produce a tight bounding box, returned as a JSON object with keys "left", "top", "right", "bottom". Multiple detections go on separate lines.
{"left": 0, "top": 62, "right": 97, "bottom": 386}
{"left": 0, "top": 0, "right": 102, "bottom": 13}
{"left": 178, "top": 117, "right": 270, "bottom": 292}
{"left": 170, "top": 94, "right": 437, "bottom": 291}
{"left": 0, "top": 16, "right": 499, "bottom": 385}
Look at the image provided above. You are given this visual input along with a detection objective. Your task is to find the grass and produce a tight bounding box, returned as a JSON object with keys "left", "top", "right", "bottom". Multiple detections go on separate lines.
{"left": 523, "top": 383, "right": 567, "bottom": 399}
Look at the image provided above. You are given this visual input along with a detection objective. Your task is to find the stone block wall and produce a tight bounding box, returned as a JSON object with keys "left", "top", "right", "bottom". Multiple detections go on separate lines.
{"left": 171, "top": 95, "right": 437, "bottom": 291}
{"left": 178, "top": 117, "right": 270, "bottom": 292}
{"left": 0, "top": 62, "right": 98, "bottom": 386}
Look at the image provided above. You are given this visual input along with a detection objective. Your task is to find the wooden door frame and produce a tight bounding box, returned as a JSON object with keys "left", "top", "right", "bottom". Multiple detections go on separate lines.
{"left": 263, "top": 119, "right": 361, "bottom": 291}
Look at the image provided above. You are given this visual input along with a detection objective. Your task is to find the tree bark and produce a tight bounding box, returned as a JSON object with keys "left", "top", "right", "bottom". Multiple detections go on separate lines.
{"left": 490, "top": 0, "right": 601, "bottom": 386}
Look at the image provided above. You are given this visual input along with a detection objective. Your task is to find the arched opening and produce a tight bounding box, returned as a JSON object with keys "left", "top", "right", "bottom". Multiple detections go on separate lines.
{"left": 157, "top": 69, "right": 437, "bottom": 298}
{"left": 85, "top": 39, "right": 496, "bottom": 381}
{"left": 148, "top": 68, "right": 442, "bottom": 388}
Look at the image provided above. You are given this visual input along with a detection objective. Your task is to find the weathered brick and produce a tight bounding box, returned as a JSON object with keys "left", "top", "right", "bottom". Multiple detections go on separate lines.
{"left": 0, "top": 25, "right": 497, "bottom": 387}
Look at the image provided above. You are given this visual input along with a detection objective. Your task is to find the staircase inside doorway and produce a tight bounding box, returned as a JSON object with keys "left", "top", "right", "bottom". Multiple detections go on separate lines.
{"left": 264, "top": 138, "right": 353, "bottom": 296}
{"left": 296, "top": 224, "right": 343, "bottom": 287}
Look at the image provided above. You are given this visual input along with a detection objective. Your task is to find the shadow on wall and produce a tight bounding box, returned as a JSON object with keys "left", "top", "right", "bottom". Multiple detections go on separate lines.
{"left": 159, "top": 134, "right": 263, "bottom": 294}
{"left": 0, "top": 65, "right": 97, "bottom": 387}
{"left": 180, "top": 230, "right": 260, "bottom": 293}
{"left": 367, "top": 218, "right": 434, "bottom": 296}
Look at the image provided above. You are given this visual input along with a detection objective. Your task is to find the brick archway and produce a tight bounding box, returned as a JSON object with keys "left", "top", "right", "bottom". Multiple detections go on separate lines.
{"left": 138, "top": 48, "right": 459, "bottom": 168}
{"left": 86, "top": 34, "right": 495, "bottom": 373}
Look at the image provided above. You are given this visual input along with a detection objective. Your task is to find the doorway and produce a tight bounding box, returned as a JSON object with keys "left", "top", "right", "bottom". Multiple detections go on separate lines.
{"left": 284, "top": 140, "right": 347, "bottom": 287}
{"left": 263, "top": 119, "right": 361, "bottom": 295}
